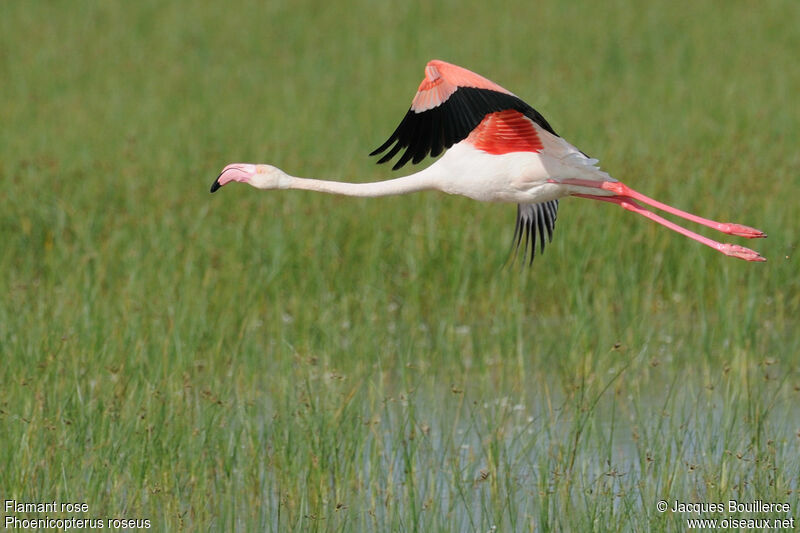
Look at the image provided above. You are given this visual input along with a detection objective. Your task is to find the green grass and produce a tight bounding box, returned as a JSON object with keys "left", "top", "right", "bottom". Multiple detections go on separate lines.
{"left": 2, "top": 0, "right": 799, "bottom": 530}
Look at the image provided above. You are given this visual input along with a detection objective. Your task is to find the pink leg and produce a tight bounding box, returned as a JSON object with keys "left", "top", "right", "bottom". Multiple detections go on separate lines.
{"left": 558, "top": 179, "right": 766, "bottom": 238}
{"left": 573, "top": 194, "right": 765, "bottom": 262}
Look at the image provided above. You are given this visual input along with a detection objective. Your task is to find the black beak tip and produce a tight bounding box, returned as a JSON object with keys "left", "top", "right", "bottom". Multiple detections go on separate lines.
{"left": 210, "top": 178, "right": 221, "bottom": 193}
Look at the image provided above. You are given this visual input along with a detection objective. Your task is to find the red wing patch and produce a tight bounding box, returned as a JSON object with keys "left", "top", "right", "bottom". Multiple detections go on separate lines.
{"left": 466, "top": 110, "right": 543, "bottom": 155}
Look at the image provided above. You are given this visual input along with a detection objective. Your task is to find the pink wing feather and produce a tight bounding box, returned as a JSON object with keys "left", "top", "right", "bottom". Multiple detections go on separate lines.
{"left": 411, "top": 60, "right": 514, "bottom": 112}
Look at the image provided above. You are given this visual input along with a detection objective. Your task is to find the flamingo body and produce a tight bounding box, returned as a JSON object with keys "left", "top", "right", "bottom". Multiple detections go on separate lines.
{"left": 211, "top": 60, "right": 766, "bottom": 263}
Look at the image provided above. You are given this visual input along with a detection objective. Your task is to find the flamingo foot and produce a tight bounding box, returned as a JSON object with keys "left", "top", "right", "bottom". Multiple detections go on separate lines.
{"left": 718, "top": 244, "right": 766, "bottom": 262}
{"left": 716, "top": 223, "right": 767, "bottom": 239}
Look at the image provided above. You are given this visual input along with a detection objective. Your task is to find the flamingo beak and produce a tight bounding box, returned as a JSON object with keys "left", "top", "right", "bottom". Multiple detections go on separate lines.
{"left": 211, "top": 164, "right": 255, "bottom": 192}
{"left": 210, "top": 174, "right": 222, "bottom": 193}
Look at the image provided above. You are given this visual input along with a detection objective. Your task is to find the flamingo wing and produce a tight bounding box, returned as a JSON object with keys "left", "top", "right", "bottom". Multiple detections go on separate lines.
{"left": 371, "top": 60, "right": 558, "bottom": 170}
{"left": 513, "top": 201, "right": 559, "bottom": 265}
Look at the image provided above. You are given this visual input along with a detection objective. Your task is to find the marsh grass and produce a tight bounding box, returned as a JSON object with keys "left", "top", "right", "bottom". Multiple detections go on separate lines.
{"left": 2, "top": 0, "right": 799, "bottom": 530}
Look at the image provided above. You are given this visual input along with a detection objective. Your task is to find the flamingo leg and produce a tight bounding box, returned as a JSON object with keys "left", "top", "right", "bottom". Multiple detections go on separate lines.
{"left": 571, "top": 193, "right": 765, "bottom": 262}
{"left": 558, "top": 179, "right": 766, "bottom": 239}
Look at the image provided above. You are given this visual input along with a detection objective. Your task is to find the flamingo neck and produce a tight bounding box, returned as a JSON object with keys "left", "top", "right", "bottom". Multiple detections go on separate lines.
{"left": 284, "top": 167, "right": 442, "bottom": 198}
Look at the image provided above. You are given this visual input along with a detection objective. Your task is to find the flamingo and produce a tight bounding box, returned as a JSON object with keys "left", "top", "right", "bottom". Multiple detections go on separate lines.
{"left": 211, "top": 60, "right": 766, "bottom": 263}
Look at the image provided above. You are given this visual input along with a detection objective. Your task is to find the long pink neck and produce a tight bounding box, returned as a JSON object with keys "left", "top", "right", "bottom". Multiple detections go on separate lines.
{"left": 285, "top": 168, "right": 440, "bottom": 198}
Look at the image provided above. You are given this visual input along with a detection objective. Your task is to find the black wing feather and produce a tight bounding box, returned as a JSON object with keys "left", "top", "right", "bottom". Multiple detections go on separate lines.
{"left": 371, "top": 87, "right": 557, "bottom": 170}
{"left": 513, "top": 201, "right": 559, "bottom": 265}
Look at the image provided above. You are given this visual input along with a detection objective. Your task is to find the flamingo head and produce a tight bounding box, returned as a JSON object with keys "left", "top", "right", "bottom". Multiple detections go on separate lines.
{"left": 210, "top": 163, "right": 288, "bottom": 193}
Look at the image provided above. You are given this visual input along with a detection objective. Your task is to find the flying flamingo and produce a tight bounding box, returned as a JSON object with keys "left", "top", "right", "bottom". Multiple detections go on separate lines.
{"left": 211, "top": 60, "right": 766, "bottom": 263}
